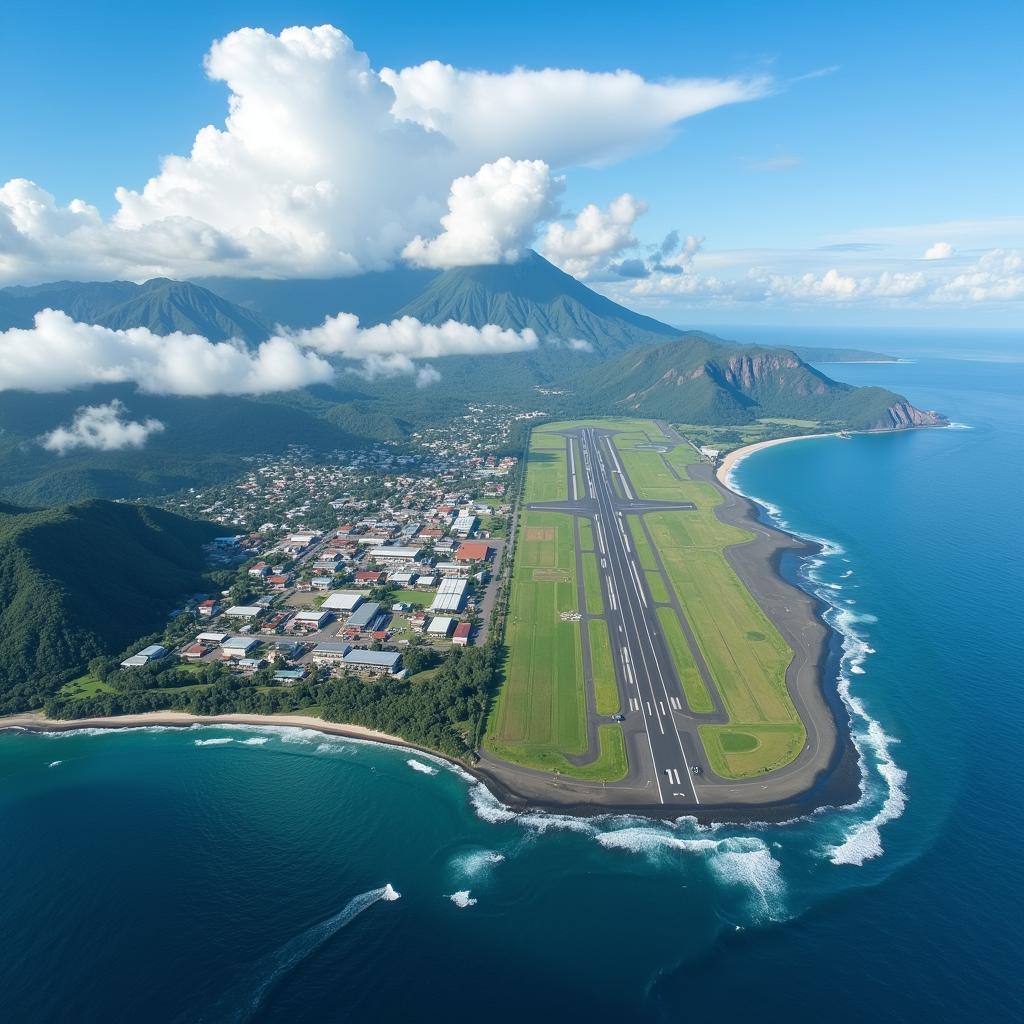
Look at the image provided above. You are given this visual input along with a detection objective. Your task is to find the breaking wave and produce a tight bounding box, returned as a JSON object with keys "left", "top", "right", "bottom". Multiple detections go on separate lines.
{"left": 198, "top": 884, "right": 400, "bottom": 1023}
{"left": 407, "top": 759, "right": 439, "bottom": 775}
{"left": 241, "top": 737, "right": 268, "bottom": 746}
{"left": 595, "top": 829, "right": 787, "bottom": 922}
{"left": 194, "top": 737, "right": 234, "bottom": 747}
{"left": 448, "top": 890, "right": 477, "bottom": 908}
{"left": 453, "top": 850, "right": 506, "bottom": 878}
{"left": 727, "top": 447, "right": 907, "bottom": 866}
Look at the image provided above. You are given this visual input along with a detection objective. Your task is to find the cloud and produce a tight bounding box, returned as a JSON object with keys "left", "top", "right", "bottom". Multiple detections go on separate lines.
{"left": 41, "top": 401, "right": 165, "bottom": 454}
{"left": 382, "top": 61, "right": 770, "bottom": 169}
{"left": 923, "top": 241, "right": 953, "bottom": 260}
{"left": 542, "top": 193, "right": 645, "bottom": 278}
{"left": 0, "top": 308, "right": 537, "bottom": 395}
{"left": 0, "top": 25, "right": 767, "bottom": 283}
{"left": 403, "top": 158, "right": 560, "bottom": 268}
{"left": 931, "top": 249, "right": 1024, "bottom": 302}
{"left": 282, "top": 313, "right": 538, "bottom": 360}
{"left": 566, "top": 338, "right": 594, "bottom": 352}
{"left": 0, "top": 311, "right": 335, "bottom": 394}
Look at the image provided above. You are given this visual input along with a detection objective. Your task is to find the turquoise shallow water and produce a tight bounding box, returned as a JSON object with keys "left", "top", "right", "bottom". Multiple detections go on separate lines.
{"left": 1, "top": 332, "right": 1022, "bottom": 1022}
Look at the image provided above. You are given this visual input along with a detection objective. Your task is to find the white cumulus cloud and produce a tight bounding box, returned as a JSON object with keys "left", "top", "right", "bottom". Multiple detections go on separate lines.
{"left": 542, "top": 193, "right": 646, "bottom": 278}
{"left": 0, "top": 308, "right": 537, "bottom": 395}
{"left": 0, "top": 25, "right": 766, "bottom": 284}
{"left": 382, "top": 61, "right": 770, "bottom": 168}
{"left": 41, "top": 401, "right": 165, "bottom": 454}
{"left": 0, "top": 311, "right": 335, "bottom": 394}
{"left": 403, "top": 158, "right": 561, "bottom": 268}
{"left": 923, "top": 241, "right": 954, "bottom": 260}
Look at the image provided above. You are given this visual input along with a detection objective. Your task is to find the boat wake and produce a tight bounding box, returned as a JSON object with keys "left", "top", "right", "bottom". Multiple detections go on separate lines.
{"left": 198, "top": 884, "right": 400, "bottom": 1022}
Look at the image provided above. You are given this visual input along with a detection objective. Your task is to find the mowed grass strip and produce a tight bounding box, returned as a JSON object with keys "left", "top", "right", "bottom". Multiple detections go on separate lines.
{"left": 698, "top": 724, "right": 806, "bottom": 778}
{"left": 645, "top": 571, "right": 670, "bottom": 605}
{"left": 656, "top": 606, "right": 714, "bottom": 713}
{"left": 592, "top": 419, "right": 806, "bottom": 778}
{"left": 582, "top": 549, "right": 604, "bottom": 615}
{"left": 485, "top": 454, "right": 589, "bottom": 770}
{"left": 578, "top": 517, "right": 595, "bottom": 552}
{"left": 627, "top": 516, "right": 659, "bottom": 571}
{"left": 565, "top": 725, "right": 628, "bottom": 782}
{"left": 587, "top": 618, "right": 619, "bottom": 715}
{"left": 524, "top": 434, "right": 569, "bottom": 502}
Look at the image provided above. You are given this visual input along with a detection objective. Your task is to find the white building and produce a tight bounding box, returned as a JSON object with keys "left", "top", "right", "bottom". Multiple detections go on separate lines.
{"left": 427, "top": 616, "right": 456, "bottom": 637}
{"left": 371, "top": 545, "right": 422, "bottom": 565}
{"left": 322, "top": 592, "right": 363, "bottom": 613}
{"left": 225, "top": 605, "right": 263, "bottom": 619}
{"left": 293, "top": 609, "right": 330, "bottom": 629}
{"left": 451, "top": 515, "right": 477, "bottom": 536}
{"left": 430, "top": 578, "right": 467, "bottom": 613}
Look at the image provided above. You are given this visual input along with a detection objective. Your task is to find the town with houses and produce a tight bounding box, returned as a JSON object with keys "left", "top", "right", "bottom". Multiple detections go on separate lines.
{"left": 114, "top": 413, "right": 528, "bottom": 688}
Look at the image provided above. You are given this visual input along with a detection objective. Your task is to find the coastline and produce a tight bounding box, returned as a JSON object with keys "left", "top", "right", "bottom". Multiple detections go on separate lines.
{"left": 0, "top": 429, "right": 874, "bottom": 826}
{"left": 716, "top": 432, "right": 838, "bottom": 488}
{"left": 467, "top": 424, "right": 865, "bottom": 823}
{"left": 0, "top": 711, "right": 449, "bottom": 761}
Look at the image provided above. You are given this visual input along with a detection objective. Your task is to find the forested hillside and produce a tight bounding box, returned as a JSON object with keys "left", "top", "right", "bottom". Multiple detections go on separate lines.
{"left": 579, "top": 336, "right": 944, "bottom": 428}
{"left": 0, "top": 501, "right": 220, "bottom": 711}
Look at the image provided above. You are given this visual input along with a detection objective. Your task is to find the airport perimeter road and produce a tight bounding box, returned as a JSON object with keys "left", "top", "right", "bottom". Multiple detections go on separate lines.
{"left": 530, "top": 429, "right": 707, "bottom": 805}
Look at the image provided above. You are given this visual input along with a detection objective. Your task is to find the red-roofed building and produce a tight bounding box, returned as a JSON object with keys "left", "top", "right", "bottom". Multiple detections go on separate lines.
{"left": 355, "top": 570, "right": 385, "bottom": 585}
{"left": 455, "top": 541, "right": 492, "bottom": 562}
{"left": 197, "top": 599, "right": 220, "bottom": 617}
{"left": 452, "top": 622, "right": 472, "bottom": 646}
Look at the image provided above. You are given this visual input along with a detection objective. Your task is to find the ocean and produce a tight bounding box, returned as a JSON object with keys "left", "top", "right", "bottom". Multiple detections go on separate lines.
{"left": 1, "top": 329, "right": 1021, "bottom": 1023}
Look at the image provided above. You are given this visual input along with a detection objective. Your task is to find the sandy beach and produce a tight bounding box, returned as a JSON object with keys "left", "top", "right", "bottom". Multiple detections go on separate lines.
{"left": 0, "top": 710, "right": 427, "bottom": 752}
{"left": 716, "top": 432, "right": 837, "bottom": 489}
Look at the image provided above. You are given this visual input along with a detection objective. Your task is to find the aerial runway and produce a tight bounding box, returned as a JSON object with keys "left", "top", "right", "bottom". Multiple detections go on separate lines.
{"left": 530, "top": 427, "right": 707, "bottom": 806}
{"left": 476, "top": 422, "right": 855, "bottom": 821}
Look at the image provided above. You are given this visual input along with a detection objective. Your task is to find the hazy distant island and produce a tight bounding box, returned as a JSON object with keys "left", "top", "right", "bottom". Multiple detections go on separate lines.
{"left": 0, "top": 252, "right": 944, "bottom": 819}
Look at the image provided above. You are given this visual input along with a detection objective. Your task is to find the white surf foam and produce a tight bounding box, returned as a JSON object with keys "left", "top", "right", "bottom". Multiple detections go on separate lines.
{"left": 407, "top": 758, "right": 439, "bottom": 775}
{"left": 727, "top": 457, "right": 908, "bottom": 867}
{"left": 194, "top": 737, "right": 233, "bottom": 747}
{"left": 454, "top": 850, "right": 506, "bottom": 877}
{"left": 241, "top": 737, "right": 269, "bottom": 746}
{"left": 448, "top": 890, "right": 477, "bottom": 908}
{"left": 41, "top": 725, "right": 174, "bottom": 739}
{"left": 595, "top": 829, "right": 787, "bottom": 921}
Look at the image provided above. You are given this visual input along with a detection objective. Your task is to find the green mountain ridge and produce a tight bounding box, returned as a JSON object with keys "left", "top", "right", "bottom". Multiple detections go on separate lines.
{"left": 581, "top": 336, "right": 944, "bottom": 429}
{"left": 0, "top": 254, "right": 937, "bottom": 505}
{"left": 0, "top": 278, "right": 272, "bottom": 344}
{"left": 394, "top": 250, "right": 681, "bottom": 355}
{"left": 0, "top": 500, "right": 220, "bottom": 712}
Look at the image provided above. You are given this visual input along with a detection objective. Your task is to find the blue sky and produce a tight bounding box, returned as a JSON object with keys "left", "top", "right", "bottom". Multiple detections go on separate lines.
{"left": 2, "top": 1, "right": 1022, "bottom": 326}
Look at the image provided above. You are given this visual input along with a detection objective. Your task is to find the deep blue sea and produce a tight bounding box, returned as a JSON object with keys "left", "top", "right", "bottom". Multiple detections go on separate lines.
{"left": 2, "top": 329, "right": 1022, "bottom": 1023}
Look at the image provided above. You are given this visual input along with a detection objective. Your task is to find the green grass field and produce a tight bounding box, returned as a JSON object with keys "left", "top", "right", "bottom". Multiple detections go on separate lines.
{"left": 485, "top": 429, "right": 626, "bottom": 780}
{"left": 488, "top": 417, "right": 807, "bottom": 784}
{"left": 613, "top": 428, "right": 806, "bottom": 777}
{"left": 582, "top": 550, "right": 605, "bottom": 615}
{"left": 587, "top": 618, "right": 619, "bottom": 715}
